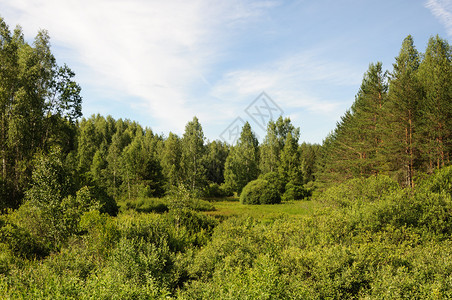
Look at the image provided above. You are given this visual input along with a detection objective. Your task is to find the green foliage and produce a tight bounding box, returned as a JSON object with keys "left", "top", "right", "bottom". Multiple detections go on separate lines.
{"left": 202, "top": 182, "right": 232, "bottom": 198}
{"left": 160, "top": 132, "right": 182, "bottom": 190}
{"left": 0, "top": 19, "right": 82, "bottom": 209}
{"left": 240, "top": 178, "right": 281, "bottom": 205}
{"left": 3, "top": 20, "right": 452, "bottom": 299}
{"left": 89, "top": 185, "right": 118, "bottom": 216}
{"left": 122, "top": 197, "right": 169, "bottom": 214}
{"left": 3, "top": 168, "right": 452, "bottom": 298}
{"left": 181, "top": 117, "right": 207, "bottom": 192}
{"left": 0, "top": 218, "right": 49, "bottom": 260}
{"left": 417, "top": 35, "right": 452, "bottom": 172}
{"left": 282, "top": 181, "right": 310, "bottom": 201}
{"left": 319, "top": 174, "right": 399, "bottom": 207}
{"left": 260, "top": 171, "right": 285, "bottom": 195}
{"left": 205, "top": 140, "right": 229, "bottom": 185}
{"left": 22, "top": 149, "right": 100, "bottom": 249}
{"left": 317, "top": 35, "right": 452, "bottom": 188}
{"left": 224, "top": 122, "right": 260, "bottom": 195}
{"left": 419, "top": 165, "right": 452, "bottom": 195}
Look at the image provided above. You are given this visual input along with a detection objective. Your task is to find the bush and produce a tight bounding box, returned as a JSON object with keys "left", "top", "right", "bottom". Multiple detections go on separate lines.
{"left": 203, "top": 183, "right": 232, "bottom": 198}
{"left": 419, "top": 165, "right": 452, "bottom": 196}
{"left": 89, "top": 185, "right": 119, "bottom": 216}
{"left": 124, "top": 198, "right": 169, "bottom": 213}
{"left": 260, "top": 172, "right": 285, "bottom": 195}
{"left": 282, "top": 182, "right": 310, "bottom": 201}
{"left": 319, "top": 175, "right": 399, "bottom": 207}
{"left": 240, "top": 179, "right": 281, "bottom": 205}
{"left": 189, "top": 199, "right": 215, "bottom": 212}
{"left": 0, "top": 220, "right": 49, "bottom": 259}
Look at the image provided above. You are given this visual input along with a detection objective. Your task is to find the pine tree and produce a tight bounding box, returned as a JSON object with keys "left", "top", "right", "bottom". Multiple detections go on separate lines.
{"left": 317, "top": 63, "right": 388, "bottom": 187}
{"left": 384, "top": 35, "right": 421, "bottom": 187}
{"left": 418, "top": 35, "right": 452, "bottom": 172}
{"left": 351, "top": 62, "right": 388, "bottom": 175}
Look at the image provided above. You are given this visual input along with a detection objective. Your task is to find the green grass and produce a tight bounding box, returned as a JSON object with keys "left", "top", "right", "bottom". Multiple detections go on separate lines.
{"left": 205, "top": 198, "right": 321, "bottom": 219}
{"left": 118, "top": 196, "right": 321, "bottom": 219}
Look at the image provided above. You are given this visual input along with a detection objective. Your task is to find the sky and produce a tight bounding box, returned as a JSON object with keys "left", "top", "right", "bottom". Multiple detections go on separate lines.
{"left": 0, "top": 0, "right": 451, "bottom": 144}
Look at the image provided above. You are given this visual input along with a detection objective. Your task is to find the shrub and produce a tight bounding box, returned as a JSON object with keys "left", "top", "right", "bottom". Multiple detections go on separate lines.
{"left": 419, "top": 165, "right": 452, "bottom": 196}
{"left": 0, "top": 218, "right": 49, "bottom": 259}
{"left": 189, "top": 199, "right": 215, "bottom": 212}
{"left": 282, "top": 182, "right": 310, "bottom": 201}
{"left": 319, "top": 175, "right": 399, "bottom": 207}
{"left": 124, "top": 198, "right": 169, "bottom": 213}
{"left": 260, "top": 172, "right": 285, "bottom": 195}
{"left": 240, "top": 179, "right": 281, "bottom": 205}
{"left": 89, "top": 185, "right": 119, "bottom": 216}
{"left": 203, "top": 183, "right": 233, "bottom": 198}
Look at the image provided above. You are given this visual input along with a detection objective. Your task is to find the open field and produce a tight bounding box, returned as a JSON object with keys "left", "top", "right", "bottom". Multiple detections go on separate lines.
{"left": 205, "top": 198, "right": 322, "bottom": 218}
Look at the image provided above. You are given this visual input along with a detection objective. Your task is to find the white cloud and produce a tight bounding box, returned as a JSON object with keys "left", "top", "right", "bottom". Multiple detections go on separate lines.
{"left": 0, "top": 0, "right": 360, "bottom": 141}
{"left": 209, "top": 50, "right": 362, "bottom": 116}
{"left": 0, "top": 0, "right": 281, "bottom": 134}
{"left": 425, "top": 0, "right": 452, "bottom": 36}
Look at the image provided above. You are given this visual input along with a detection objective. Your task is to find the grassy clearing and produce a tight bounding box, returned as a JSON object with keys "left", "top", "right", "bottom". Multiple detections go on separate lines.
{"left": 118, "top": 196, "right": 322, "bottom": 220}
{"left": 204, "top": 198, "right": 321, "bottom": 219}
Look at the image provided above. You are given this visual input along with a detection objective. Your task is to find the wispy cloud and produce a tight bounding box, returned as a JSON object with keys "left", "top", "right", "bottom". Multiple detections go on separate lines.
{"left": 425, "top": 0, "right": 452, "bottom": 36}
{"left": 209, "top": 49, "right": 363, "bottom": 116}
{"left": 0, "top": 0, "right": 281, "bottom": 134}
{"left": 0, "top": 0, "right": 370, "bottom": 142}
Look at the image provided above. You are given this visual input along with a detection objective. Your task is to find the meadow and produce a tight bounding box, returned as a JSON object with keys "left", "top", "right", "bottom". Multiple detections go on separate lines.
{"left": 2, "top": 169, "right": 452, "bottom": 299}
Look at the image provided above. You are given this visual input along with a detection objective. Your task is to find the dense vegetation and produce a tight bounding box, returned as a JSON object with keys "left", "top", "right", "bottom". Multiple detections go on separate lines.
{"left": 1, "top": 17, "right": 452, "bottom": 298}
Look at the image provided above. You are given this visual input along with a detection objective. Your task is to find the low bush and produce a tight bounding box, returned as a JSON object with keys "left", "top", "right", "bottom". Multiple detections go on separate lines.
{"left": 319, "top": 175, "right": 399, "bottom": 207}
{"left": 282, "top": 182, "right": 310, "bottom": 201}
{"left": 240, "top": 179, "right": 281, "bottom": 205}
{"left": 123, "top": 197, "right": 169, "bottom": 213}
{"left": 419, "top": 165, "right": 452, "bottom": 196}
{"left": 0, "top": 219, "right": 49, "bottom": 260}
{"left": 203, "top": 183, "right": 232, "bottom": 198}
{"left": 260, "top": 172, "right": 285, "bottom": 195}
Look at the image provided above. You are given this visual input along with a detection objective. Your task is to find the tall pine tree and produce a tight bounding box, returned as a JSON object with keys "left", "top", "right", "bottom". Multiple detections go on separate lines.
{"left": 418, "top": 35, "right": 452, "bottom": 172}
{"left": 384, "top": 35, "right": 421, "bottom": 187}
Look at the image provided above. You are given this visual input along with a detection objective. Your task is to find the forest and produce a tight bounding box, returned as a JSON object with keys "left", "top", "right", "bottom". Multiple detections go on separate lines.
{"left": 1, "top": 17, "right": 452, "bottom": 299}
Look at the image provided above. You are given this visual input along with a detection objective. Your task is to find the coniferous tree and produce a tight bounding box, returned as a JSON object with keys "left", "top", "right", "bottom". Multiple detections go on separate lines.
{"left": 418, "top": 35, "right": 452, "bottom": 172}
{"left": 351, "top": 62, "right": 388, "bottom": 175}
{"left": 317, "top": 63, "right": 388, "bottom": 188}
{"left": 384, "top": 35, "right": 422, "bottom": 187}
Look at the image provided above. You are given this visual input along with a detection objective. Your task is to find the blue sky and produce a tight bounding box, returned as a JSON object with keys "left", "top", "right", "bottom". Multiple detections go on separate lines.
{"left": 1, "top": 0, "right": 451, "bottom": 144}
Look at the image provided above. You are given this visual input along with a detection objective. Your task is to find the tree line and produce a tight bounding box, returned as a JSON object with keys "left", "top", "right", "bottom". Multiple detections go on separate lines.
{"left": 1, "top": 14, "right": 451, "bottom": 211}
{"left": 0, "top": 14, "right": 318, "bottom": 210}
{"left": 0, "top": 18, "right": 81, "bottom": 210}
{"left": 317, "top": 35, "right": 452, "bottom": 189}
{"left": 71, "top": 114, "right": 318, "bottom": 206}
